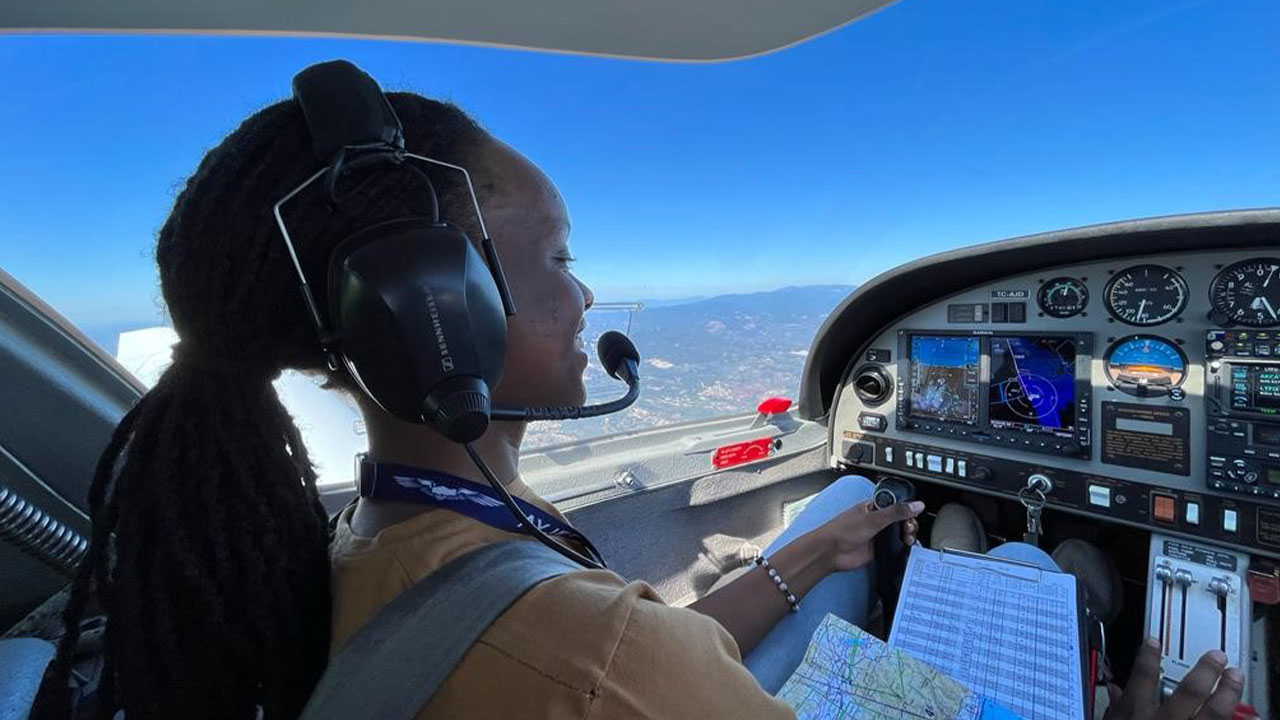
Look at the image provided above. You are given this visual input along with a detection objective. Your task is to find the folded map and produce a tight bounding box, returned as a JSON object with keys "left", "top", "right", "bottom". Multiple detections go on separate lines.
{"left": 777, "top": 613, "right": 1022, "bottom": 720}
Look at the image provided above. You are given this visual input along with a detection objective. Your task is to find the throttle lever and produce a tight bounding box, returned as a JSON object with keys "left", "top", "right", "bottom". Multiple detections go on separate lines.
{"left": 1154, "top": 563, "right": 1173, "bottom": 655}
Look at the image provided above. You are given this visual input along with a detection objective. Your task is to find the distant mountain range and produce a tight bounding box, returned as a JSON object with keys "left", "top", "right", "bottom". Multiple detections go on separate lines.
{"left": 526, "top": 284, "right": 854, "bottom": 448}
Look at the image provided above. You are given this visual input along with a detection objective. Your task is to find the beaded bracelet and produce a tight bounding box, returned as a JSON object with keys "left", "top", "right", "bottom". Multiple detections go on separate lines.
{"left": 753, "top": 555, "right": 800, "bottom": 612}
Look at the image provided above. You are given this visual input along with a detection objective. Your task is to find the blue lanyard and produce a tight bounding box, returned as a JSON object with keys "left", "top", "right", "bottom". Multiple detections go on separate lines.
{"left": 358, "top": 456, "right": 606, "bottom": 567}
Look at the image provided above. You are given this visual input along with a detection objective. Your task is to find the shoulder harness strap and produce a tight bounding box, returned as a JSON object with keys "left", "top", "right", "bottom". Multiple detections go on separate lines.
{"left": 301, "top": 540, "right": 582, "bottom": 720}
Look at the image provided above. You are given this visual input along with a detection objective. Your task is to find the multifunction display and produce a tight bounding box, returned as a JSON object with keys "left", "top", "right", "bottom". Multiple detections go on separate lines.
{"left": 898, "top": 331, "right": 1092, "bottom": 458}
{"left": 989, "top": 335, "right": 1078, "bottom": 438}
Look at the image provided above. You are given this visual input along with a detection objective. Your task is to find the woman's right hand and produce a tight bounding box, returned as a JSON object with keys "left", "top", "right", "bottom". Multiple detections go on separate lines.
{"left": 811, "top": 499, "right": 925, "bottom": 573}
{"left": 1104, "top": 638, "right": 1246, "bottom": 720}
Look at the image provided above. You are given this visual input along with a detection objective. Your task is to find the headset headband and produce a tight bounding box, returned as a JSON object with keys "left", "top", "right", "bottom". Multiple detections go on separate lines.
{"left": 273, "top": 60, "right": 517, "bottom": 373}
{"left": 292, "top": 60, "right": 405, "bottom": 160}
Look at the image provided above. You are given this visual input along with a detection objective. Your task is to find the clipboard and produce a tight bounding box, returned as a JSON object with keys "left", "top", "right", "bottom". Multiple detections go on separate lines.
{"left": 938, "top": 548, "right": 1094, "bottom": 719}
{"left": 888, "top": 545, "right": 1091, "bottom": 720}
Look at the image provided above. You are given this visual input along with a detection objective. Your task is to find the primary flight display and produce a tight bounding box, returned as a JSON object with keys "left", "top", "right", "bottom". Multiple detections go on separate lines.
{"left": 906, "top": 336, "right": 981, "bottom": 425}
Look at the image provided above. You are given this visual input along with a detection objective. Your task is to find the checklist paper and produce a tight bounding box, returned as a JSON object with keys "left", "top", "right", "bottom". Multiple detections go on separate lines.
{"left": 888, "top": 546, "right": 1085, "bottom": 720}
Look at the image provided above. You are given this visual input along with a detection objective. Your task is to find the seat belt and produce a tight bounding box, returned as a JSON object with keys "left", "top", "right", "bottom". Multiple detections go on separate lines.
{"left": 300, "top": 539, "right": 584, "bottom": 720}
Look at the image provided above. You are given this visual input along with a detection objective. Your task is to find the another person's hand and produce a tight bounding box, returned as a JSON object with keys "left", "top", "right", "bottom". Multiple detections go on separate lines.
{"left": 1104, "top": 638, "right": 1245, "bottom": 720}
{"left": 811, "top": 500, "right": 924, "bottom": 573}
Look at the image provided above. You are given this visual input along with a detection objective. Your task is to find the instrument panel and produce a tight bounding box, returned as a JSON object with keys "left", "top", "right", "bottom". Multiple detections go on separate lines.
{"left": 832, "top": 250, "right": 1280, "bottom": 558}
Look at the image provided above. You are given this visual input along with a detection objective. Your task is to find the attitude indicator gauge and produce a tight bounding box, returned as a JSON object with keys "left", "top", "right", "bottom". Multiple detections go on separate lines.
{"left": 1037, "top": 277, "right": 1089, "bottom": 318}
{"left": 1104, "top": 265, "right": 1188, "bottom": 326}
{"left": 1104, "top": 335, "right": 1187, "bottom": 396}
{"left": 1210, "top": 258, "right": 1280, "bottom": 328}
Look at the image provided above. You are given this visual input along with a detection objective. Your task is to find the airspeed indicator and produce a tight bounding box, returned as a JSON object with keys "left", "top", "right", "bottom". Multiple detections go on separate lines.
{"left": 1105, "top": 265, "right": 1188, "bottom": 326}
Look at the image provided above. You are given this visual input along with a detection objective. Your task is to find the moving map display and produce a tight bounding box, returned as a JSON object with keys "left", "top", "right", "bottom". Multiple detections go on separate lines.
{"left": 907, "top": 336, "right": 981, "bottom": 425}
{"left": 989, "top": 335, "right": 1077, "bottom": 436}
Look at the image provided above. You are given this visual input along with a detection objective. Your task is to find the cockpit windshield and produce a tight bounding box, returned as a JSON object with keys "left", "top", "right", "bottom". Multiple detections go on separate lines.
{"left": 3, "top": 0, "right": 1277, "bottom": 462}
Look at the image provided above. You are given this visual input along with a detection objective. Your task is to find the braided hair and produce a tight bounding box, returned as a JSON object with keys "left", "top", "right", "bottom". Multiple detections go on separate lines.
{"left": 32, "top": 92, "right": 490, "bottom": 720}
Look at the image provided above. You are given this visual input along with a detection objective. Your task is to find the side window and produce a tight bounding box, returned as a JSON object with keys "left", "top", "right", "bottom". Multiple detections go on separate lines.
{"left": 116, "top": 327, "right": 367, "bottom": 488}
{"left": 521, "top": 285, "right": 851, "bottom": 450}
{"left": 110, "top": 282, "right": 849, "bottom": 478}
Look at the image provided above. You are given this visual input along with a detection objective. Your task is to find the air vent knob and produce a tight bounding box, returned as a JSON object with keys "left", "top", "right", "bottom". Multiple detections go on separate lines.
{"left": 853, "top": 365, "right": 892, "bottom": 404}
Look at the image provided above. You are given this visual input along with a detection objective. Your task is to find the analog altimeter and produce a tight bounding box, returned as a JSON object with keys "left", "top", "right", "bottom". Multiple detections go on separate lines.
{"left": 1209, "top": 258, "right": 1280, "bottom": 328}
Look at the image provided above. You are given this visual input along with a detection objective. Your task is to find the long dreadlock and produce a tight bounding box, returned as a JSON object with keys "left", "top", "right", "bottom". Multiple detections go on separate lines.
{"left": 32, "top": 91, "right": 490, "bottom": 720}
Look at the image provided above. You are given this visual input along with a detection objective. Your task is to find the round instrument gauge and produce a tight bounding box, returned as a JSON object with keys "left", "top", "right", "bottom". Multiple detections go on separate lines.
{"left": 1209, "top": 258, "right": 1280, "bottom": 328}
{"left": 1037, "top": 277, "right": 1089, "bottom": 318}
{"left": 1104, "top": 335, "right": 1187, "bottom": 396}
{"left": 1104, "top": 265, "right": 1188, "bottom": 326}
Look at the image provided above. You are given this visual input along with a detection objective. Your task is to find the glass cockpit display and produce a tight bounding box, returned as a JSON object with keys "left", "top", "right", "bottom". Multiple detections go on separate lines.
{"left": 988, "top": 336, "right": 1077, "bottom": 436}
{"left": 906, "top": 336, "right": 980, "bottom": 425}
{"left": 898, "top": 331, "right": 1090, "bottom": 457}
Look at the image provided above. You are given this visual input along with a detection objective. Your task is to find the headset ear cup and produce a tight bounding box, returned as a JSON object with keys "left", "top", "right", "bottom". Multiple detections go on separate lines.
{"left": 327, "top": 218, "right": 507, "bottom": 440}
{"left": 329, "top": 266, "right": 420, "bottom": 417}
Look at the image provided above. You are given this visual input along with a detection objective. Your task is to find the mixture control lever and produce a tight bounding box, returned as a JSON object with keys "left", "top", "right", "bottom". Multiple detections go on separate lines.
{"left": 1207, "top": 576, "right": 1231, "bottom": 597}
{"left": 1208, "top": 576, "right": 1232, "bottom": 652}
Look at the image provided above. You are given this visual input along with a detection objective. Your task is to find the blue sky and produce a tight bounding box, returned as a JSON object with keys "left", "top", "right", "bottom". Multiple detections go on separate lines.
{"left": 1, "top": 0, "right": 1278, "bottom": 340}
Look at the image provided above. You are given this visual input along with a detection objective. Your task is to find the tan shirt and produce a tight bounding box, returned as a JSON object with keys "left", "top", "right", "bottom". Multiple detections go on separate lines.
{"left": 330, "top": 477, "right": 795, "bottom": 719}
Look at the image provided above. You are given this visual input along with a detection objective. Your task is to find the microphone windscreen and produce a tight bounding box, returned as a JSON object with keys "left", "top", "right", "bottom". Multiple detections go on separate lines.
{"left": 597, "top": 331, "right": 639, "bottom": 380}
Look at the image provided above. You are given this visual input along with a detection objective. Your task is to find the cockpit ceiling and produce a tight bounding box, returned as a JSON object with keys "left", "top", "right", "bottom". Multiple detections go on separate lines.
{"left": 0, "top": 0, "right": 898, "bottom": 61}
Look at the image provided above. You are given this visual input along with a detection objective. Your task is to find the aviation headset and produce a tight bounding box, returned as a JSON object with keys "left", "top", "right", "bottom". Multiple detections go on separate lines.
{"left": 274, "top": 59, "right": 515, "bottom": 445}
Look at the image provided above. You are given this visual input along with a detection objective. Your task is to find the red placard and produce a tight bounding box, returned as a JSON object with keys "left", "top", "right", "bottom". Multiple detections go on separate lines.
{"left": 712, "top": 437, "right": 775, "bottom": 469}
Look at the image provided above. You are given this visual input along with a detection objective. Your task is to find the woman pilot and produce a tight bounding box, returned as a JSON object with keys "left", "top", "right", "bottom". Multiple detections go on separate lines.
{"left": 33, "top": 61, "right": 1244, "bottom": 720}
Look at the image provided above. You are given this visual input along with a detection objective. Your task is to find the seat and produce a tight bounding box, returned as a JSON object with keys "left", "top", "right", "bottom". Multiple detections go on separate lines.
{"left": 0, "top": 637, "right": 55, "bottom": 720}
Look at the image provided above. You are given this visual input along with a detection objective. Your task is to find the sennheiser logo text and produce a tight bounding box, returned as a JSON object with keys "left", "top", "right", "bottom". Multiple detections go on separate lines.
{"left": 424, "top": 289, "right": 455, "bottom": 373}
